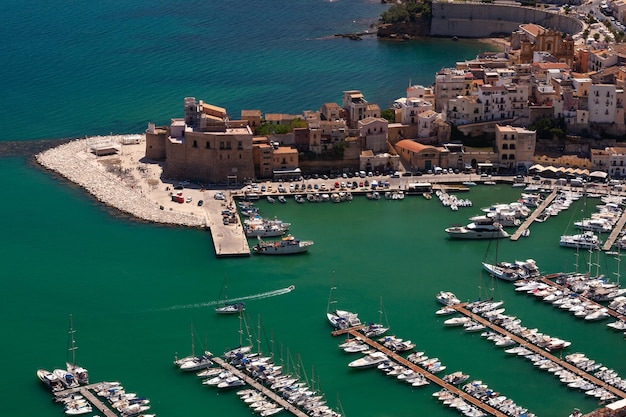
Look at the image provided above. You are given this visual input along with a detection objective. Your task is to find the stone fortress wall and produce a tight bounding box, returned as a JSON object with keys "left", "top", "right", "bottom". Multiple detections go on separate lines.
{"left": 430, "top": 2, "right": 584, "bottom": 38}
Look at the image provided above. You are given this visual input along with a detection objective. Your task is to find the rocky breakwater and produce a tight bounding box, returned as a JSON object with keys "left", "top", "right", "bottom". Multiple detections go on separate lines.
{"left": 36, "top": 139, "right": 206, "bottom": 228}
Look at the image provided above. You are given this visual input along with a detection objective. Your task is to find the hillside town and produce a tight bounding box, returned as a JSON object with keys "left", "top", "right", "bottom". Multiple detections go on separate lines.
{"left": 136, "top": 4, "right": 626, "bottom": 186}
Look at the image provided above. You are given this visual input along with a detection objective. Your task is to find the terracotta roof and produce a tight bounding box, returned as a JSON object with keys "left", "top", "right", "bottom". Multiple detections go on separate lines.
{"left": 395, "top": 140, "right": 437, "bottom": 153}
{"left": 520, "top": 23, "right": 545, "bottom": 38}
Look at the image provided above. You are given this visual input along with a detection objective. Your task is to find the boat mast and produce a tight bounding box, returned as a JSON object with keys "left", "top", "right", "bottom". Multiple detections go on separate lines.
{"left": 326, "top": 272, "right": 337, "bottom": 314}
{"left": 613, "top": 249, "right": 621, "bottom": 286}
{"left": 68, "top": 314, "right": 77, "bottom": 366}
{"left": 190, "top": 323, "right": 195, "bottom": 357}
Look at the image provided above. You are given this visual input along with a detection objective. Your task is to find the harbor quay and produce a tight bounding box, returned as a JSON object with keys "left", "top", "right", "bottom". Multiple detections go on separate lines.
{"left": 36, "top": 136, "right": 626, "bottom": 257}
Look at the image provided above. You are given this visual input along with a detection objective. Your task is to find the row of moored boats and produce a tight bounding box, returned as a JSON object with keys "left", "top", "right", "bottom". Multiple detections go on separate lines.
{"left": 175, "top": 345, "right": 342, "bottom": 417}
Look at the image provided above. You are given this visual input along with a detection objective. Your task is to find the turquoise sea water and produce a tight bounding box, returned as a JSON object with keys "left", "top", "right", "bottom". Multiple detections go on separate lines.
{"left": 1, "top": 1, "right": 624, "bottom": 416}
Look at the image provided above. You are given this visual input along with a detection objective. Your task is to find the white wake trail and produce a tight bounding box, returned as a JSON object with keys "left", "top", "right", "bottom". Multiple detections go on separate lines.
{"left": 160, "top": 285, "right": 295, "bottom": 311}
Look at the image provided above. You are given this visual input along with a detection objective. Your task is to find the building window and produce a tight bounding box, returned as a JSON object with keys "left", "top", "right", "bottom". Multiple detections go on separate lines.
{"left": 205, "top": 141, "right": 210, "bottom": 149}
{"left": 238, "top": 141, "right": 243, "bottom": 150}
{"left": 192, "top": 140, "right": 197, "bottom": 148}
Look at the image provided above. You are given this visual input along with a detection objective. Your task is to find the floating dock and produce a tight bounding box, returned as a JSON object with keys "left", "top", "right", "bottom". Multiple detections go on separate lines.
{"left": 212, "top": 357, "right": 311, "bottom": 417}
{"left": 53, "top": 383, "right": 118, "bottom": 417}
{"left": 536, "top": 275, "right": 626, "bottom": 323}
{"left": 332, "top": 327, "right": 509, "bottom": 417}
{"left": 450, "top": 303, "right": 626, "bottom": 401}
{"left": 601, "top": 209, "right": 626, "bottom": 251}
{"left": 510, "top": 189, "right": 558, "bottom": 241}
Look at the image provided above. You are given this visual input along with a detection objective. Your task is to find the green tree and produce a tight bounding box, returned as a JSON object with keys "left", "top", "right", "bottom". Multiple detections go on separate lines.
{"left": 593, "top": 32, "right": 601, "bottom": 41}
{"left": 381, "top": 109, "right": 396, "bottom": 123}
{"left": 582, "top": 28, "right": 590, "bottom": 41}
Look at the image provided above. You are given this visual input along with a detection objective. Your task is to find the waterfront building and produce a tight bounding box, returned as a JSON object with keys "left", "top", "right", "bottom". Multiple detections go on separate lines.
{"left": 241, "top": 109, "right": 261, "bottom": 130}
{"left": 406, "top": 84, "right": 435, "bottom": 106}
{"left": 145, "top": 97, "right": 256, "bottom": 184}
{"left": 359, "top": 150, "right": 400, "bottom": 173}
{"left": 272, "top": 146, "right": 300, "bottom": 180}
{"left": 592, "top": 148, "right": 611, "bottom": 172}
{"left": 320, "top": 102, "right": 345, "bottom": 121}
{"left": 394, "top": 140, "right": 449, "bottom": 172}
{"left": 342, "top": 90, "right": 380, "bottom": 129}
{"left": 416, "top": 110, "right": 440, "bottom": 140}
{"left": 494, "top": 125, "right": 537, "bottom": 172}
{"left": 393, "top": 96, "right": 433, "bottom": 125}
{"left": 252, "top": 138, "right": 274, "bottom": 179}
{"left": 533, "top": 153, "right": 593, "bottom": 171}
{"left": 434, "top": 69, "right": 475, "bottom": 112}
{"left": 608, "top": 146, "right": 626, "bottom": 178}
{"left": 358, "top": 117, "right": 388, "bottom": 153}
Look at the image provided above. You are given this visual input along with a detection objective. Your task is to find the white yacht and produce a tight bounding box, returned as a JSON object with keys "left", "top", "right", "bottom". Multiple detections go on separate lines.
{"left": 445, "top": 218, "right": 509, "bottom": 240}
{"left": 559, "top": 231, "right": 601, "bottom": 250}
{"left": 573, "top": 218, "right": 612, "bottom": 233}
{"left": 348, "top": 351, "right": 389, "bottom": 368}
{"left": 436, "top": 291, "right": 460, "bottom": 306}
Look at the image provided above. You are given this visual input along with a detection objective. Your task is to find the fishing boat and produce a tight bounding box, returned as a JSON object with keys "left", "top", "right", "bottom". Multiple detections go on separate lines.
{"left": 243, "top": 217, "right": 289, "bottom": 238}
{"left": 253, "top": 235, "right": 313, "bottom": 255}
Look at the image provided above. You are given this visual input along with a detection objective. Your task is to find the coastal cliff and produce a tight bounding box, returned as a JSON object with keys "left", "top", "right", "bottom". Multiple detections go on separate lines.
{"left": 377, "top": 15, "right": 431, "bottom": 39}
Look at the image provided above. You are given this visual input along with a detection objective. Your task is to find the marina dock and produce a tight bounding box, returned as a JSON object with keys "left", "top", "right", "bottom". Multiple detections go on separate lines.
{"left": 212, "top": 357, "right": 310, "bottom": 417}
{"left": 53, "top": 383, "right": 118, "bottom": 417}
{"left": 510, "top": 189, "right": 558, "bottom": 241}
{"left": 601, "top": 209, "right": 626, "bottom": 251}
{"left": 331, "top": 327, "right": 509, "bottom": 417}
{"left": 536, "top": 275, "right": 626, "bottom": 323}
{"left": 450, "top": 303, "right": 626, "bottom": 401}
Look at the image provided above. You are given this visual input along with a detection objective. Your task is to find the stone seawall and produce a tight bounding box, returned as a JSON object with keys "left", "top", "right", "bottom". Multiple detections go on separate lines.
{"left": 430, "top": 2, "right": 584, "bottom": 38}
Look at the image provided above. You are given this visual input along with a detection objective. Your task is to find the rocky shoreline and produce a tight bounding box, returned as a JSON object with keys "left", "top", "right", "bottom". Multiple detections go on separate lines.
{"left": 35, "top": 139, "right": 206, "bottom": 228}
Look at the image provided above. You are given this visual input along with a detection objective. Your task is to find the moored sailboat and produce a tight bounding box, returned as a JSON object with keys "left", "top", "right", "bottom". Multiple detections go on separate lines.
{"left": 66, "top": 314, "right": 89, "bottom": 385}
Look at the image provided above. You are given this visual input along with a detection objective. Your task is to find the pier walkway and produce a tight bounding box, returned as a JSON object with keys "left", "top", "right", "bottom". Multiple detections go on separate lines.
{"left": 451, "top": 304, "right": 626, "bottom": 400}
{"left": 510, "top": 189, "right": 558, "bottom": 241}
{"left": 204, "top": 192, "right": 250, "bottom": 258}
{"left": 212, "top": 357, "right": 309, "bottom": 417}
{"left": 54, "top": 383, "right": 118, "bottom": 417}
{"left": 601, "top": 209, "right": 626, "bottom": 251}
{"left": 332, "top": 327, "right": 508, "bottom": 417}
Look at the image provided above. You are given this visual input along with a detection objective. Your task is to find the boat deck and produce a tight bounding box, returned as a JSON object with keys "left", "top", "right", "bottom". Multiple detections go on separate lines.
{"left": 450, "top": 303, "right": 626, "bottom": 401}
{"left": 212, "top": 357, "right": 311, "bottom": 417}
{"left": 510, "top": 189, "right": 558, "bottom": 241}
{"left": 331, "top": 328, "right": 509, "bottom": 417}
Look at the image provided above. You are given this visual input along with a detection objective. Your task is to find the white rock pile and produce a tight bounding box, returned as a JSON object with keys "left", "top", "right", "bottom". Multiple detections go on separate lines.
{"left": 36, "top": 139, "right": 206, "bottom": 227}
